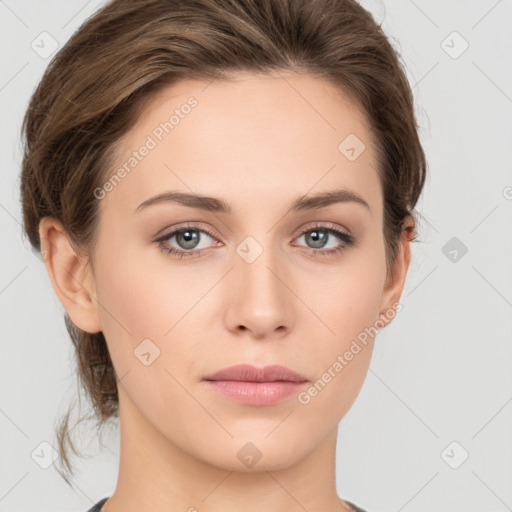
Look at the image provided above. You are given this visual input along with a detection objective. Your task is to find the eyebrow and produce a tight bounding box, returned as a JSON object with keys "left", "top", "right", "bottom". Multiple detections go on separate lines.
{"left": 134, "top": 188, "right": 371, "bottom": 214}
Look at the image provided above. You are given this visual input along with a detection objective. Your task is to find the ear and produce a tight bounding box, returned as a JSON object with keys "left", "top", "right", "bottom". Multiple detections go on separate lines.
{"left": 377, "top": 218, "right": 413, "bottom": 327}
{"left": 38, "top": 217, "right": 102, "bottom": 334}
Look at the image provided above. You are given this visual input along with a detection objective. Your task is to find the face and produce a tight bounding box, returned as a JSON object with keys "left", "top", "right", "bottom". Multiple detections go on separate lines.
{"left": 45, "top": 71, "right": 408, "bottom": 473}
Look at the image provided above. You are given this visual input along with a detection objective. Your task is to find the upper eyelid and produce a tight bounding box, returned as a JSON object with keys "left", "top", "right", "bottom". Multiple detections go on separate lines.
{"left": 156, "top": 222, "right": 215, "bottom": 238}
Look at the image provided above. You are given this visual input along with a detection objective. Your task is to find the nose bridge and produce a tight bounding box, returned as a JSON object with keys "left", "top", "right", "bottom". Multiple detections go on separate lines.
{"left": 224, "top": 230, "right": 294, "bottom": 337}
{"left": 235, "top": 231, "right": 287, "bottom": 300}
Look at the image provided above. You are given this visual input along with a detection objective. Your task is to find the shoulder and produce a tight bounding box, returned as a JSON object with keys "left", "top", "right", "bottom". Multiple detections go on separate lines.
{"left": 86, "top": 497, "right": 109, "bottom": 512}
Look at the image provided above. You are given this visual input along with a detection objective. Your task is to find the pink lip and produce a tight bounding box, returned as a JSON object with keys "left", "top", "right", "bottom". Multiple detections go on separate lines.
{"left": 203, "top": 364, "right": 308, "bottom": 406}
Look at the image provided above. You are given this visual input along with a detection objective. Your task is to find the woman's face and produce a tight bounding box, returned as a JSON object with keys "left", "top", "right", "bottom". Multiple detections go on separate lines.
{"left": 53, "top": 71, "right": 408, "bottom": 472}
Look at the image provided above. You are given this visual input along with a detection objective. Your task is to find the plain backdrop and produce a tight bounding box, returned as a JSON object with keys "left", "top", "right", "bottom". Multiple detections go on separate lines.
{"left": 1, "top": 1, "right": 511, "bottom": 511}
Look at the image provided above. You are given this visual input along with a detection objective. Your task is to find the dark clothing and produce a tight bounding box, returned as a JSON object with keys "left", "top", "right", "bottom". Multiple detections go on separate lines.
{"left": 87, "top": 496, "right": 370, "bottom": 511}
{"left": 87, "top": 497, "right": 108, "bottom": 512}
{"left": 347, "top": 500, "right": 370, "bottom": 512}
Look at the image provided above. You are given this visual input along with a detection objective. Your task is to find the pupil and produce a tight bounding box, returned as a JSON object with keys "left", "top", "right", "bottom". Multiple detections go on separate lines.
{"left": 178, "top": 230, "right": 199, "bottom": 249}
{"left": 308, "top": 230, "right": 327, "bottom": 248}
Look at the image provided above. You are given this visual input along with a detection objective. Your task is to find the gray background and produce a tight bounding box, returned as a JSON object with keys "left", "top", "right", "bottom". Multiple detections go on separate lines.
{"left": 1, "top": 1, "right": 511, "bottom": 511}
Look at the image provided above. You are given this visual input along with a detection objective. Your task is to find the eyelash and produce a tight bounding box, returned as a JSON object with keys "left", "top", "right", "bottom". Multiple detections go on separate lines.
{"left": 155, "top": 222, "right": 356, "bottom": 260}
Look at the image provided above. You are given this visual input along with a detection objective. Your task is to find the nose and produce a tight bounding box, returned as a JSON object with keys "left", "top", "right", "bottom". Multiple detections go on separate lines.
{"left": 223, "top": 247, "right": 295, "bottom": 340}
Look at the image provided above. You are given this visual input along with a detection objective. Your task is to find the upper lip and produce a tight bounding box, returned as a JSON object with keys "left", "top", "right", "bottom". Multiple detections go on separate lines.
{"left": 204, "top": 364, "right": 308, "bottom": 383}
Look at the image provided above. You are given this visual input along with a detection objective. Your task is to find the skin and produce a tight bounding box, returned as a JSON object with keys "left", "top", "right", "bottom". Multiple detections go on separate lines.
{"left": 39, "top": 70, "right": 412, "bottom": 512}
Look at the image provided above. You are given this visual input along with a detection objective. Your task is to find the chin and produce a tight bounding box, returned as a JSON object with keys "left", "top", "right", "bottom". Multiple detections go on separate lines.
{"left": 190, "top": 433, "right": 317, "bottom": 473}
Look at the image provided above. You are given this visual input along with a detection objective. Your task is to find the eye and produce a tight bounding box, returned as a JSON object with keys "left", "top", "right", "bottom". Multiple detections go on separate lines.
{"left": 293, "top": 224, "right": 356, "bottom": 257}
{"left": 155, "top": 222, "right": 356, "bottom": 260}
{"left": 155, "top": 223, "right": 221, "bottom": 259}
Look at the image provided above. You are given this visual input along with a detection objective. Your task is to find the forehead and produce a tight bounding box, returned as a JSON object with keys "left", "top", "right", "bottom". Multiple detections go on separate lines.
{"left": 104, "top": 71, "right": 382, "bottom": 219}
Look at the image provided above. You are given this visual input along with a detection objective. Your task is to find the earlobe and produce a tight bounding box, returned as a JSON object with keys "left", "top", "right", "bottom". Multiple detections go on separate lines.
{"left": 38, "top": 217, "right": 102, "bottom": 334}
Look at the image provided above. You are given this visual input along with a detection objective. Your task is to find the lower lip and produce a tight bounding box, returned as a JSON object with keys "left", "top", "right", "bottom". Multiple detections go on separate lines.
{"left": 204, "top": 380, "right": 307, "bottom": 406}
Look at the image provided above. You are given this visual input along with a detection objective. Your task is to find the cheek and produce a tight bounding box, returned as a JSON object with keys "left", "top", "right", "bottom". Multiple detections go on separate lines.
{"left": 94, "top": 241, "right": 198, "bottom": 336}
{"left": 92, "top": 248, "right": 205, "bottom": 422}
{"left": 308, "top": 237, "right": 387, "bottom": 344}
{"left": 93, "top": 242, "right": 217, "bottom": 384}
{"left": 91, "top": 244, "right": 168, "bottom": 370}
{"left": 299, "top": 237, "right": 386, "bottom": 404}
{"left": 296, "top": 280, "right": 381, "bottom": 426}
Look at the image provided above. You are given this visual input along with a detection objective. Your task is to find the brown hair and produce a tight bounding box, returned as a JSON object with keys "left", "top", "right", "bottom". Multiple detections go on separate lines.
{"left": 20, "top": 0, "right": 426, "bottom": 485}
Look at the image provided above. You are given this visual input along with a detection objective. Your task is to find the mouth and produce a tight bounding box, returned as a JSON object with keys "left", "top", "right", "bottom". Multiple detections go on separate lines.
{"left": 203, "top": 364, "right": 309, "bottom": 406}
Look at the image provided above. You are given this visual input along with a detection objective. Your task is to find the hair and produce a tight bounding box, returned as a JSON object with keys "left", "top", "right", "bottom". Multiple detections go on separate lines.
{"left": 19, "top": 0, "right": 427, "bottom": 486}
